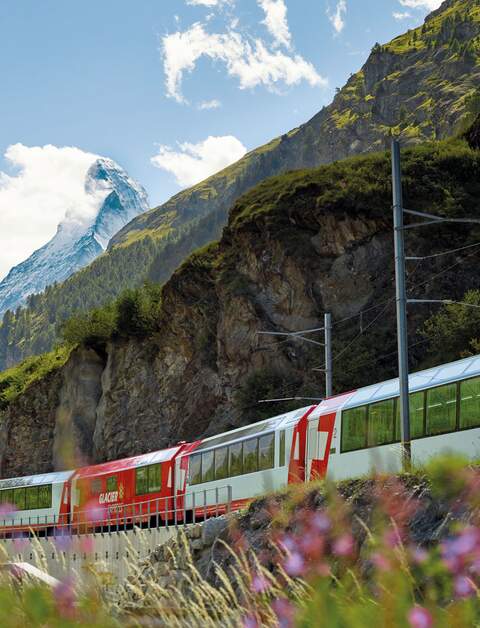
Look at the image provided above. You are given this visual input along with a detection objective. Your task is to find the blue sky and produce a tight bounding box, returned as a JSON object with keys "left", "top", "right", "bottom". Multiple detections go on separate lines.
{"left": 0, "top": 0, "right": 441, "bottom": 277}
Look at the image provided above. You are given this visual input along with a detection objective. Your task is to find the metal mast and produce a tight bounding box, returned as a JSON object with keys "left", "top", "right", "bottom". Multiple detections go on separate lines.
{"left": 392, "top": 139, "right": 411, "bottom": 468}
{"left": 324, "top": 312, "right": 333, "bottom": 398}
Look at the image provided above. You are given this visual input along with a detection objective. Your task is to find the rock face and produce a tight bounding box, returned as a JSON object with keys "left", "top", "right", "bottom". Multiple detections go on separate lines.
{"left": 1, "top": 139, "right": 479, "bottom": 478}
{"left": 0, "top": 158, "right": 149, "bottom": 318}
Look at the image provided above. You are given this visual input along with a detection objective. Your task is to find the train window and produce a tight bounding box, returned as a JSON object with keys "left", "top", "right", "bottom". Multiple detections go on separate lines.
{"left": 148, "top": 464, "right": 162, "bottom": 493}
{"left": 215, "top": 447, "right": 229, "bottom": 481}
{"left": 259, "top": 433, "right": 275, "bottom": 471}
{"left": 229, "top": 442, "right": 243, "bottom": 477}
{"left": 279, "top": 431, "right": 286, "bottom": 467}
{"left": 107, "top": 476, "right": 118, "bottom": 492}
{"left": 136, "top": 467, "right": 148, "bottom": 495}
{"left": 395, "top": 392, "right": 425, "bottom": 440}
{"left": 13, "top": 488, "right": 26, "bottom": 511}
{"left": 460, "top": 378, "right": 480, "bottom": 430}
{"left": 91, "top": 479, "right": 102, "bottom": 495}
{"left": 0, "top": 489, "right": 13, "bottom": 505}
{"left": 26, "top": 487, "right": 39, "bottom": 510}
{"left": 189, "top": 454, "right": 202, "bottom": 485}
{"left": 202, "top": 451, "right": 215, "bottom": 483}
{"left": 341, "top": 406, "right": 367, "bottom": 452}
{"left": 426, "top": 384, "right": 457, "bottom": 436}
{"left": 368, "top": 399, "right": 395, "bottom": 447}
{"left": 243, "top": 438, "right": 258, "bottom": 474}
{"left": 38, "top": 485, "right": 52, "bottom": 509}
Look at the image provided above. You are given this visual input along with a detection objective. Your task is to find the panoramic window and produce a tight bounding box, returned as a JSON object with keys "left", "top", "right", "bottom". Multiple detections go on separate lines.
{"left": 202, "top": 451, "right": 215, "bottom": 483}
{"left": 26, "top": 486, "right": 39, "bottom": 510}
{"left": 258, "top": 433, "right": 275, "bottom": 471}
{"left": 460, "top": 377, "right": 480, "bottom": 430}
{"left": 0, "top": 489, "right": 13, "bottom": 506}
{"left": 368, "top": 399, "right": 395, "bottom": 447}
{"left": 341, "top": 406, "right": 367, "bottom": 452}
{"left": 38, "top": 484, "right": 52, "bottom": 509}
{"left": 279, "top": 430, "right": 286, "bottom": 467}
{"left": 243, "top": 438, "right": 259, "bottom": 474}
{"left": 135, "top": 467, "right": 148, "bottom": 496}
{"left": 148, "top": 464, "right": 162, "bottom": 493}
{"left": 215, "top": 447, "right": 229, "bottom": 481}
{"left": 189, "top": 454, "right": 202, "bottom": 486}
{"left": 229, "top": 442, "right": 243, "bottom": 477}
{"left": 13, "top": 488, "right": 26, "bottom": 511}
{"left": 426, "top": 384, "right": 457, "bottom": 436}
{"left": 395, "top": 392, "right": 426, "bottom": 440}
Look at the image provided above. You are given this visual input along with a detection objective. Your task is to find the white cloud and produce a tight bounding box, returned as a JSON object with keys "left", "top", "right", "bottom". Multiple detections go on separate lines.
{"left": 0, "top": 144, "right": 102, "bottom": 280}
{"left": 198, "top": 99, "right": 222, "bottom": 109}
{"left": 151, "top": 135, "right": 247, "bottom": 188}
{"left": 258, "top": 0, "right": 291, "bottom": 49}
{"left": 399, "top": 0, "right": 442, "bottom": 9}
{"left": 162, "top": 23, "right": 326, "bottom": 103}
{"left": 327, "top": 0, "right": 347, "bottom": 34}
{"left": 393, "top": 11, "right": 412, "bottom": 19}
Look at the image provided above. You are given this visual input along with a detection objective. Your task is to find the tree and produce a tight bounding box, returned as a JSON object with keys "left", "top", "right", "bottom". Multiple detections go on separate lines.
{"left": 423, "top": 290, "right": 480, "bottom": 364}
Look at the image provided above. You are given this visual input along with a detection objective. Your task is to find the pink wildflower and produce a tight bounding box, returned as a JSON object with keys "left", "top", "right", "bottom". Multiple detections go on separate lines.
{"left": 80, "top": 535, "right": 95, "bottom": 553}
{"left": 299, "top": 531, "right": 324, "bottom": 558}
{"left": 84, "top": 500, "right": 107, "bottom": 524}
{"left": 284, "top": 552, "right": 305, "bottom": 577}
{"left": 410, "top": 546, "right": 429, "bottom": 565}
{"left": 311, "top": 511, "right": 331, "bottom": 533}
{"left": 0, "top": 503, "right": 15, "bottom": 517}
{"left": 272, "top": 598, "right": 295, "bottom": 628}
{"left": 54, "top": 533, "right": 73, "bottom": 552}
{"left": 54, "top": 576, "right": 77, "bottom": 620}
{"left": 454, "top": 575, "right": 476, "bottom": 598}
{"left": 407, "top": 606, "right": 433, "bottom": 628}
{"left": 332, "top": 533, "right": 355, "bottom": 557}
{"left": 242, "top": 615, "right": 259, "bottom": 628}
{"left": 252, "top": 574, "right": 270, "bottom": 594}
{"left": 371, "top": 552, "right": 392, "bottom": 572}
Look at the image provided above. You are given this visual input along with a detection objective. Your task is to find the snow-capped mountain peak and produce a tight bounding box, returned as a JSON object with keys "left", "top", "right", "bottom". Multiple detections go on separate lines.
{"left": 0, "top": 158, "right": 149, "bottom": 316}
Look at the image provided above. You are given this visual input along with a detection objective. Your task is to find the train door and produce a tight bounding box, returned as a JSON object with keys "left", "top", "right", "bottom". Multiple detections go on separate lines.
{"left": 306, "top": 413, "right": 336, "bottom": 481}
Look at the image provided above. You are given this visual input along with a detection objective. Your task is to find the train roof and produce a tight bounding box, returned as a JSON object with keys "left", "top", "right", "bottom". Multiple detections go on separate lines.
{"left": 73, "top": 446, "right": 184, "bottom": 480}
{"left": 189, "top": 406, "right": 315, "bottom": 454}
{"left": 0, "top": 469, "right": 74, "bottom": 489}
{"left": 343, "top": 354, "right": 480, "bottom": 410}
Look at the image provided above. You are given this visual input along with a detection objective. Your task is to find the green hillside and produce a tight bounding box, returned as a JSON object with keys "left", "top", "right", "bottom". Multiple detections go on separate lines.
{"left": 1, "top": 0, "right": 479, "bottom": 371}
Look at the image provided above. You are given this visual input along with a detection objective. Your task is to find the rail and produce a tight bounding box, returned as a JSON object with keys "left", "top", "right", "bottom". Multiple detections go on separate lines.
{"left": 0, "top": 485, "right": 232, "bottom": 538}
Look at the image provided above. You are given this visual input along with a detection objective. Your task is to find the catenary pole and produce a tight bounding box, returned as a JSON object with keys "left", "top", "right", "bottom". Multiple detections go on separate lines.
{"left": 392, "top": 139, "right": 411, "bottom": 469}
{"left": 324, "top": 312, "right": 333, "bottom": 398}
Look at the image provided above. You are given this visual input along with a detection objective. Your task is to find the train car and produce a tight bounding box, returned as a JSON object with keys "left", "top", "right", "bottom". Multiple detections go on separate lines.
{"left": 306, "top": 354, "right": 480, "bottom": 482}
{"left": 0, "top": 470, "right": 73, "bottom": 535}
{"left": 174, "top": 406, "right": 317, "bottom": 516}
{"left": 70, "top": 445, "right": 188, "bottom": 528}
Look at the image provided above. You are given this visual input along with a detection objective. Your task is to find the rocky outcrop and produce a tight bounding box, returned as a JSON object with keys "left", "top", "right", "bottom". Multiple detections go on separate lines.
{"left": 0, "top": 370, "right": 63, "bottom": 477}
{"left": 53, "top": 347, "right": 105, "bottom": 470}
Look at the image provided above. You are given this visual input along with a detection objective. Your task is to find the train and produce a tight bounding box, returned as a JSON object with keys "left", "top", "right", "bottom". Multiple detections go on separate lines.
{"left": 1, "top": 353, "right": 480, "bottom": 535}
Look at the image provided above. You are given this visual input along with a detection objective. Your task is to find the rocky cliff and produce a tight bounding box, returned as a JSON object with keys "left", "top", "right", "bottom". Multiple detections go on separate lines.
{"left": 1, "top": 0, "right": 479, "bottom": 372}
{"left": 1, "top": 133, "right": 479, "bottom": 478}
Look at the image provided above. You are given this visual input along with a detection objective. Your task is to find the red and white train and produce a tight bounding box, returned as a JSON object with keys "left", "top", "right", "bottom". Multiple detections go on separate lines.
{"left": 1, "top": 354, "right": 480, "bottom": 534}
